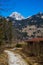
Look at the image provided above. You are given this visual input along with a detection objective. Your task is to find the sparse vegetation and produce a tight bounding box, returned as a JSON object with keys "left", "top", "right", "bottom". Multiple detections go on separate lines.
{"left": 16, "top": 43, "right": 22, "bottom": 48}
{"left": 0, "top": 52, "right": 8, "bottom": 65}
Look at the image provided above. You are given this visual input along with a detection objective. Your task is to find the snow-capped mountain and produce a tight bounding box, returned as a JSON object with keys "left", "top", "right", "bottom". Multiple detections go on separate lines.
{"left": 10, "top": 12, "right": 25, "bottom": 20}
{"left": 1, "top": 12, "right": 43, "bottom": 40}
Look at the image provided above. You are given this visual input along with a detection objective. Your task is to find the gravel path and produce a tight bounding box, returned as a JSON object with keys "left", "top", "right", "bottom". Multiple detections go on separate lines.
{"left": 4, "top": 50, "right": 28, "bottom": 65}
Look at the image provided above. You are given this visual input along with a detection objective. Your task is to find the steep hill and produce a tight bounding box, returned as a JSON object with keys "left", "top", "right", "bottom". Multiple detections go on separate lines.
{"left": 6, "top": 12, "right": 43, "bottom": 40}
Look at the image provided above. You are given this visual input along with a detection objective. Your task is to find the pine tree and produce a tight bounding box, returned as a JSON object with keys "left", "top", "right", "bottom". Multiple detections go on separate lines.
{"left": 0, "top": 17, "right": 5, "bottom": 53}
{"left": 7, "top": 20, "right": 12, "bottom": 44}
{"left": 0, "top": 17, "right": 4, "bottom": 44}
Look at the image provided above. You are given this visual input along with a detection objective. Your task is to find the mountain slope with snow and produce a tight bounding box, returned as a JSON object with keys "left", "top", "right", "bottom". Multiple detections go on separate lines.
{"left": 6, "top": 12, "right": 43, "bottom": 40}
{"left": 10, "top": 12, "right": 25, "bottom": 20}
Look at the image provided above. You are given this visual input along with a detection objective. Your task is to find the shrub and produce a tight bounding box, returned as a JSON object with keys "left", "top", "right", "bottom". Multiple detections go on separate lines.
{"left": 16, "top": 44, "right": 22, "bottom": 48}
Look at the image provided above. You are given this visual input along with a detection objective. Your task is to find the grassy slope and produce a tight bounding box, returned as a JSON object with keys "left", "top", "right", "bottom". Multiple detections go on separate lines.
{"left": 0, "top": 52, "right": 8, "bottom": 65}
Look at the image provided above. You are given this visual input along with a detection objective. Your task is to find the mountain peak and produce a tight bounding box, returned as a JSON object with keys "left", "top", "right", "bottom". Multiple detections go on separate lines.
{"left": 38, "top": 12, "right": 43, "bottom": 15}
{"left": 10, "top": 12, "right": 25, "bottom": 20}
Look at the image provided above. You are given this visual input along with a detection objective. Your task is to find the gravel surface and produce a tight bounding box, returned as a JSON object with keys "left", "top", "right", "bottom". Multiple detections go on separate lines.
{"left": 4, "top": 50, "right": 28, "bottom": 65}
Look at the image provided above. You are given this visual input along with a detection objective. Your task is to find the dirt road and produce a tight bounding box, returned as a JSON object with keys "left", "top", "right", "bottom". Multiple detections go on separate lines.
{"left": 4, "top": 50, "right": 28, "bottom": 65}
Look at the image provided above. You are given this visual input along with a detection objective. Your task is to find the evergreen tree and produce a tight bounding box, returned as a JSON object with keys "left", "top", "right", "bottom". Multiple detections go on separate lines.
{"left": 8, "top": 20, "right": 12, "bottom": 44}
{"left": 0, "top": 17, "right": 4, "bottom": 44}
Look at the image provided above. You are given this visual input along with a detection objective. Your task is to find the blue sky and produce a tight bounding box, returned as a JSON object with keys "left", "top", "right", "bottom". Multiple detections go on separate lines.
{"left": 0, "top": 0, "right": 43, "bottom": 17}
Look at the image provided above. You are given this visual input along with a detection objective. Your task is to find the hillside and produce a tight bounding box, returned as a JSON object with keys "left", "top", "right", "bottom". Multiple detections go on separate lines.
{"left": 0, "top": 12, "right": 43, "bottom": 41}
{"left": 7, "top": 12, "right": 43, "bottom": 40}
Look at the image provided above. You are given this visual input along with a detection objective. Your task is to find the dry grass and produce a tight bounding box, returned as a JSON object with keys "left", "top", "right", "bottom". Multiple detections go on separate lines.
{"left": 0, "top": 52, "right": 8, "bottom": 65}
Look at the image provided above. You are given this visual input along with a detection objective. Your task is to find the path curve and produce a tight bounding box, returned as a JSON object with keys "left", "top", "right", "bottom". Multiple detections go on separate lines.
{"left": 4, "top": 50, "right": 28, "bottom": 65}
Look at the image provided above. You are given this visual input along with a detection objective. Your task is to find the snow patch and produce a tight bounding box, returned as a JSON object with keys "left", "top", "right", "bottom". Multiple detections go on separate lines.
{"left": 10, "top": 12, "right": 25, "bottom": 20}
{"left": 41, "top": 16, "right": 43, "bottom": 19}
